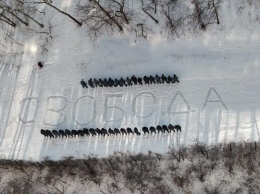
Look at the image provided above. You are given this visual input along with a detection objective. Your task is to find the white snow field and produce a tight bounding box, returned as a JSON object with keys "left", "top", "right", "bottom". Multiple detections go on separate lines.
{"left": 1, "top": 0, "right": 260, "bottom": 161}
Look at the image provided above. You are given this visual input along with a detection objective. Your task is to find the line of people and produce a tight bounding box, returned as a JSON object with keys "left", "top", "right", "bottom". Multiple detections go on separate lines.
{"left": 40, "top": 124, "right": 181, "bottom": 138}
{"left": 80, "top": 74, "right": 179, "bottom": 88}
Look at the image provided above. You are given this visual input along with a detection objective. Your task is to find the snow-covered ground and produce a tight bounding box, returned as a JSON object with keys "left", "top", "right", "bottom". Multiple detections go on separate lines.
{"left": 1, "top": 0, "right": 260, "bottom": 161}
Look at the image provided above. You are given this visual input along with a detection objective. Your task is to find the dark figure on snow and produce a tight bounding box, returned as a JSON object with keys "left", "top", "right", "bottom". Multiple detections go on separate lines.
{"left": 101, "top": 128, "right": 109, "bottom": 136}
{"left": 78, "top": 130, "right": 85, "bottom": 137}
{"left": 93, "top": 78, "right": 99, "bottom": 87}
{"left": 134, "top": 127, "right": 141, "bottom": 135}
{"left": 95, "top": 128, "right": 102, "bottom": 136}
{"left": 38, "top": 62, "right": 43, "bottom": 68}
{"left": 42, "top": 129, "right": 54, "bottom": 138}
{"left": 155, "top": 74, "right": 161, "bottom": 84}
{"left": 108, "top": 78, "right": 114, "bottom": 87}
{"left": 59, "top": 130, "right": 67, "bottom": 138}
{"left": 103, "top": 79, "right": 108, "bottom": 87}
{"left": 80, "top": 79, "right": 88, "bottom": 88}
{"left": 120, "top": 77, "right": 127, "bottom": 87}
{"left": 127, "top": 127, "right": 134, "bottom": 134}
{"left": 89, "top": 128, "right": 97, "bottom": 136}
{"left": 168, "top": 124, "right": 175, "bottom": 132}
{"left": 143, "top": 76, "right": 149, "bottom": 85}
{"left": 114, "top": 128, "right": 121, "bottom": 135}
{"left": 118, "top": 78, "right": 123, "bottom": 87}
{"left": 120, "top": 128, "right": 127, "bottom": 135}
{"left": 88, "top": 78, "right": 95, "bottom": 88}
{"left": 175, "top": 125, "right": 181, "bottom": 132}
{"left": 142, "top": 127, "right": 149, "bottom": 135}
{"left": 72, "top": 130, "right": 78, "bottom": 137}
{"left": 149, "top": 75, "right": 156, "bottom": 84}
{"left": 40, "top": 129, "right": 47, "bottom": 137}
{"left": 108, "top": 128, "right": 115, "bottom": 135}
{"left": 137, "top": 77, "right": 143, "bottom": 85}
{"left": 98, "top": 79, "right": 104, "bottom": 87}
{"left": 173, "top": 74, "right": 179, "bottom": 83}
{"left": 114, "top": 79, "right": 119, "bottom": 87}
{"left": 162, "top": 125, "right": 169, "bottom": 133}
{"left": 167, "top": 76, "right": 173, "bottom": 84}
{"left": 150, "top": 126, "right": 156, "bottom": 134}
{"left": 131, "top": 75, "right": 138, "bottom": 85}
{"left": 52, "top": 130, "right": 60, "bottom": 138}
{"left": 65, "top": 129, "right": 73, "bottom": 137}
{"left": 126, "top": 77, "right": 132, "bottom": 86}
{"left": 156, "top": 125, "right": 164, "bottom": 133}
{"left": 161, "top": 74, "right": 168, "bottom": 84}
{"left": 83, "top": 128, "right": 90, "bottom": 136}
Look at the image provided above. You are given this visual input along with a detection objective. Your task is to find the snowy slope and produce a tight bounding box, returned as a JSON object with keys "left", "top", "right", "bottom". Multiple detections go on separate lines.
{"left": 1, "top": 0, "right": 260, "bottom": 161}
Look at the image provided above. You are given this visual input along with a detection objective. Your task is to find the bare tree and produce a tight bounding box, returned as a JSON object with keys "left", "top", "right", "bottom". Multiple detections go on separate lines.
{"left": 0, "top": 0, "right": 44, "bottom": 28}
{"left": 141, "top": 0, "right": 159, "bottom": 24}
{"left": 193, "top": 0, "right": 221, "bottom": 28}
{"left": 76, "top": 0, "right": 136, "bottom": 38}
{"left": 33, "top": 0, "right": 82, "bottom": 26}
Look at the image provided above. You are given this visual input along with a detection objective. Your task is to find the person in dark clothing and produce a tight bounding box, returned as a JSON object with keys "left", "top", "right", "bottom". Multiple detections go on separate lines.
{"left": 173, "top": 74, "right": 179, "bottom": 83}
{"left": 161, "top": 74, "right": 168, "bottom": 84}
{"left": 137, "top": 77, "right": 143, "bottom": 85}
{"left": 118, "top": 78, "right": 124, "bottom": 87}
{"left": 167, "top": 76, "right": 173, "bottom": 84}
{"left": 142, "top": 127, "right": 149, "bottom": 135}
{"left": 114, "top": 79, "right": 119, "bottom": 87}
{"left": 149, "top": 75, "right": 156, "bottom": 84}
{"left": 168, "top": 124, "right": 175, "bottom": 132}
{"left": 150, "top": 126, "right": 156, "bottom": 134}
{"left": 114, "top": 128, "right": 121, "bottom": 135}
{"left": 120, "top": 128, "right": 127, "bottom": 135}
{"left": 88, "top": 78, "right": 95, "bottom": 88}
{"left": 80, "top": 79, "right": 88, "bottom": 88}
{"left": 126, "top": 77, "right": 132, "bottom": 86}
{"left": 103, "top": 78, "right": 108, "bottom": 87}
{"left": 93, "top": 78, "right": 99, "bottom": 87}
{"left": 156, "top": 125, "right": 164, "bottom": 133}
{"left": 38, "top": 62, "right": 43, "bottom": 68}
{"left": 134, "top": 127, "right": 141, "bottom": 135}
{"left": 98, "top": 79, "right": 104, "bottom": 87}
{"left": 127, "top": 127, "right": 134, "bottom": 134}
{"left": 131, "top": 75, "right": 138, "bottom": 85}
{"left": 175, "top": 125, "right": 181, "bottom": 132}
{"left": 143, "top": 76, "right": 150, "bottom": 85}
{"left": 155, "top": 74, "right": 161, "bottom": 84}
{"left": 120, "top": 77, "right": 127, "bottom": 87}
{"left": 108, "top": 78, "right": 114, "bottom": 87}
{"left": 108, "top": 128, "right": 115, "bottom": 135}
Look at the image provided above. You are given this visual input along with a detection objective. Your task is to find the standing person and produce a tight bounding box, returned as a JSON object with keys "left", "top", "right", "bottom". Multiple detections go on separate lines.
{"left": 114, "top": 79, "right": 119, "bottom": 87}
{"left": 93, "top": 78, "right": 99, "bottom": 87}
{"left": 143, "top": 76, "right": 149, "bottom": 85}
{"left": 126, "top": 77, "right": 132, "bottom": 86}
{"left": 88, "top": 78, "right": 95, "bottom": 88}
{"left": 149, "top": 75, "right": 156, "bottom": 84}
{"left": 80, "top": 79, "right": 88, "bottom": 88}
{"left": 98, "top": 79, "right": 104, "bottom": 87}
{"left": 167, "top": 76, "right": 173, "bottom": 84}
{"left": 173, "top": 74, "right": 179, "bottom": 83}
{"left": 103, "top": 78, "right": 108, "bottom": 87}
{"left": 131, "top": 75, "right": 138, "bottom": 85}
{"left": 108, "top": 78, "right": 114, "bottom": 87}
{"left": 120, "top": 77, "right": 127, "bottom": 87}
{"left": 38, "top": 62, "right": 43, "bottom": 68}
{"left": 137, "top": 77, "right": 143, "bottom": 85}
{"left": 161, "top": 74, "right": 168, "bottom": 84}
{"left": 155, "top": 74, "right": 161, "bottom": 84}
